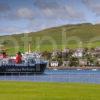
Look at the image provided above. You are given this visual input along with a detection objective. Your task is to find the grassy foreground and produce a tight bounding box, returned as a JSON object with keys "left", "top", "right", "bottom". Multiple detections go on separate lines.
{"left": 0, "top": 81, "right": 100, "bottom": 100}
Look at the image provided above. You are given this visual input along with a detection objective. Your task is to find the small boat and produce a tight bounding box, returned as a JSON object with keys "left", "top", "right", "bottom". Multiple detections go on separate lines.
{"left": 77, "top": 69, "right": 82, "bottom": 71}
{"left": 0, "top": 52, "right": 47, "bottom": 75}
{"left": 92, "top": 69, "right": 98, "bottom": 71}
{"left": 53, "top": 68, "right": 58, "bottom": 71}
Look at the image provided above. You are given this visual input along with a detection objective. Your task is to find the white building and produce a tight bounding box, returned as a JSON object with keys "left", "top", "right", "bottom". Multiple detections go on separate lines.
{"left": 72, "top": 49, "right": 83, "bottom": 58}
{"left": 50, "top": 61, "right": 59, "bottom": 67}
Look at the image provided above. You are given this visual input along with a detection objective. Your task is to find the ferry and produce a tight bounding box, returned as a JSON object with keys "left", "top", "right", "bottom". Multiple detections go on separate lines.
{"left": 0, "top": 52, "right": 47, "bottom": 75}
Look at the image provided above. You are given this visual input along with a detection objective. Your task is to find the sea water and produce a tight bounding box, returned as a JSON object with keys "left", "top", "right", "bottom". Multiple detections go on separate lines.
{"left": 0, "top": 69, "right": 100, "bottom": 84}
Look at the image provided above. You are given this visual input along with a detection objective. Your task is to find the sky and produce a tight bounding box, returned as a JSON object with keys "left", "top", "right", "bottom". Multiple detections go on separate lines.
{"left": 0, "top": 0, "right": 100, "bottom": 35}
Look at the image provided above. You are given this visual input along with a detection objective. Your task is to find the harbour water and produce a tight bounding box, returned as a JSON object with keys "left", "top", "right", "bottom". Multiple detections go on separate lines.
{"left": 0, "top": 69, "right": 100, "bottom": 84}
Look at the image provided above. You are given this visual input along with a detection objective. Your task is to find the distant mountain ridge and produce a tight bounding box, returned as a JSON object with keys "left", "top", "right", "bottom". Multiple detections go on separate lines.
{"left": 0, "top": 23, "right": 100, "bottom": 54}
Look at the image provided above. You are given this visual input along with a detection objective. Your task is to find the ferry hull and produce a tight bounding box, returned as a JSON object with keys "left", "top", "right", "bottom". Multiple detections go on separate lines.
{"left": 0, "top": 63, "right": 47, "bottom": 75}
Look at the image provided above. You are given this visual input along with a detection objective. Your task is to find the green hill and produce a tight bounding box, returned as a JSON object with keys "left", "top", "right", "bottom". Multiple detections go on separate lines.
{"left": 0, "top": 23, "right": 100, "bottom": 54}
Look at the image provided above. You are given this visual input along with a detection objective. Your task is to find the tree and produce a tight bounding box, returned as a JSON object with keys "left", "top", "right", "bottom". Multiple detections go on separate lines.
{"left": 69, "top": 56, "right": 79, "bottom": 67}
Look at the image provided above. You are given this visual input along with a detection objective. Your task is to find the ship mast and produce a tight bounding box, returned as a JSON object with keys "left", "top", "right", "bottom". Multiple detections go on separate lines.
{"left": 28, "top": 41, "right": 31, "bottom": 53}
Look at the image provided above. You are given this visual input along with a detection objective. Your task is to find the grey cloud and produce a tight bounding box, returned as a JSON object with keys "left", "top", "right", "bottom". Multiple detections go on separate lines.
{"left": 33, "top": 0, "right": 85, "bottom": 20}
{"left": 65, "top": 5, "right": 85, "bottom": 19}
{"left": 41, "top": 5, "right": 85, "bottom": 20}
{"left": 33, "top": 0, "right": 60, "bottom": 9}
{"left": 0, "top": 3, "right": 10, "bottom": 13}
{"left": 16, "top": 8, "right": 34, "bottom": 19}
{"left": 82, "top": 0, "right": 100, "bottom": 16}
{"left": 0, "top": 7, "right": 35, "bottom": 20}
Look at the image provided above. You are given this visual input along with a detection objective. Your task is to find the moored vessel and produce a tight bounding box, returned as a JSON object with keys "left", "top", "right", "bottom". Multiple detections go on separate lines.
{"left": 0, "top": 52, "right": 47, "bottom": 75}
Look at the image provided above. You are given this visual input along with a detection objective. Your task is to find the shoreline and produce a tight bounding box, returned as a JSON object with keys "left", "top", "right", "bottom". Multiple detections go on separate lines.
{"left": 47, "top": 66, "right": 100, "bottom": 70}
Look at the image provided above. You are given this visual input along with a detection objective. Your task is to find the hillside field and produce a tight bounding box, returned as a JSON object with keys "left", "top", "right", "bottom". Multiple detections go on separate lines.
{"left": 0, "top": 23, "right": 100, "bottom": 54}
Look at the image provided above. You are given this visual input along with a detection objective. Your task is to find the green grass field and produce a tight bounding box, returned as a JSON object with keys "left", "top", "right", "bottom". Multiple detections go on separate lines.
{"left": 0, "top": 81, "right": 100, "bottom": 100}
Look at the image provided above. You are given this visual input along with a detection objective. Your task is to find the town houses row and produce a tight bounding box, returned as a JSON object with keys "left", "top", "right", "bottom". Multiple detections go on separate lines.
{"left": 41, "top": 47, "right": 100, "bottom": 67}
